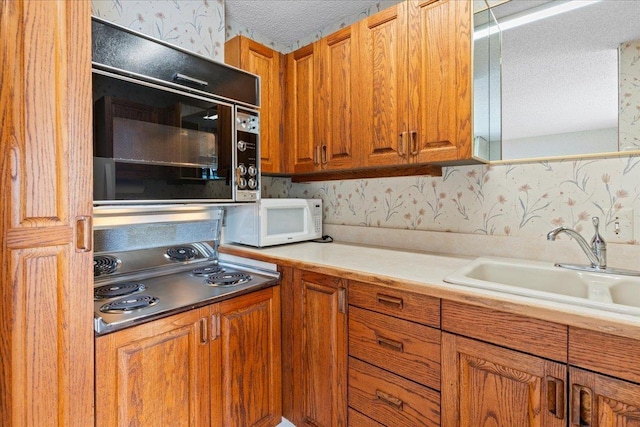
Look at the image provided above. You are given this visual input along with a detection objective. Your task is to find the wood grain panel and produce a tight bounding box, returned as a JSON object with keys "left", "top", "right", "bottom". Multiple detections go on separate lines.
{"left": 349, "top": 357, "right": 440, "bottom": 427}
{"left": 286, "top": 44, "right": 318, "bottom": 173}
{"left": 569, "top": 327, "right": 640, "bottom": 384}
{"left": 219, "top": 287, "right": 282, "bottom": 427}
{"left": 349, "top": 280, "right": 440, "bottom": 326}
{"left": 290, "top": 163, "right": 442, "bottom": 182}
{"left": 95, "top": 308, "right": 211, "bottom": 427}
{"left": 356, "top": 4, "right": 408, "bottom": 167}
{"left": 279, "top": 266, "right": 296, "bottom": 421}
{"left": 570, "top": 367, "right": 640, "bottom": 427}
{"left": 1, "top": 1, "right": 94, "bottom": 426}
{"left": 442, "top": 300, "right": 568, "bottom": 362}
{"left": 349, "top": 306, "right": 441, "bottom": 390}
{"left": 348, "top": 408, "right": 385, "bottom": 427}
{"left": 442, "top": 333, "right": 566, "bottom": 427}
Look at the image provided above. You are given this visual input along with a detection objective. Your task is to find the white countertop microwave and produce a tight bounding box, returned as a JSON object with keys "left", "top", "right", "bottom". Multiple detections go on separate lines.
{"left": 224, "top": 198, "right": 322, "bottom": 247}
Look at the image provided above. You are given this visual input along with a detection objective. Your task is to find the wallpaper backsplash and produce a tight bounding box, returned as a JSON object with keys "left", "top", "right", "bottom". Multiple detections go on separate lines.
{"left": 263, "top": 155, "right": 640, "bottom": 245}
{"left": 91, "top": 0, "right": 225, "bottom": 61}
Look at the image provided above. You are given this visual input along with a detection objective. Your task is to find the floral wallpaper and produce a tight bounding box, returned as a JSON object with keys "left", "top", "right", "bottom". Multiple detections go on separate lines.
{"left": 620, "top": 39, "right": 640, "bottom": 151}
{"left": 263, "top": 155, "right": 640, "bottom": 245}
{"left": 91, "top": 0, "right": 225, "bottom": 60}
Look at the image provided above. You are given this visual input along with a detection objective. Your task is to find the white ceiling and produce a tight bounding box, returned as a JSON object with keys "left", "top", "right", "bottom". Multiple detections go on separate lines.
{"left": 225, "top": 0, "right": 387, "bottom": 46}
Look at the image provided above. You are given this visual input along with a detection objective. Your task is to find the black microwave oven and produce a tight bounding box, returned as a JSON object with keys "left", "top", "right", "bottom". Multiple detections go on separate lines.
{"left": 91, "top": 17, "right": 261, "bottom": 205}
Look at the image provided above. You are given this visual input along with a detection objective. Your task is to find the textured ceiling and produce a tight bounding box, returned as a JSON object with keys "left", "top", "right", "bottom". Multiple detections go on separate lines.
{"left": 225, "top": 0, "right": 385, "bottom": 46}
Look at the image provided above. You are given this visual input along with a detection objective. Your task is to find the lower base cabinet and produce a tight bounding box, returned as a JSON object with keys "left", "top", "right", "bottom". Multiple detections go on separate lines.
{"left": 95, "top": 286, "right": 281, "bottom": 427}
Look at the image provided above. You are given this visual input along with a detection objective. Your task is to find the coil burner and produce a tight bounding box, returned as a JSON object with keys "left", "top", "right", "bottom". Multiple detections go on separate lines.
{"left": 99, "top": 295, "right": 160, "bottom": 314}
{"left": 94, "top": 282, "right": 146, "bottom": 300}
{"left": 94, "top": 255, "right": 121, "bottom": 276}
{"left": 206, "top": 272, "right": 252, "bottom": 287}
{"left": 166, "top": 246, "right": 198, "bottom": 262}
{"left": 191, "top": 265, "right": 225, "bottom": 276}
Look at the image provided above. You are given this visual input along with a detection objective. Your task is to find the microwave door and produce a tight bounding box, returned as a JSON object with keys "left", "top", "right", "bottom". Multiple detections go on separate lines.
{"left": 92, "top": 71, "right": 234, "bottom": 204}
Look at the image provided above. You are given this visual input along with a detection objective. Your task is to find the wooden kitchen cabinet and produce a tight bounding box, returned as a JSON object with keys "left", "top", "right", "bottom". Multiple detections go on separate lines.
{"left": 441, "top": 333, "right": 567, "bottom": 427}
{"left": 286, "top": 27, "right": 358, "bottom": 174}
{"left": 95, "top": 307, "right": 214, "bottom": 427}
{"left": 219, "top": 286, "right": 282, "bottom": 427}
{"left": 0, "top": 1, "right": 94, "bottom": 426}
{"left": 281, "top": 268, "right": 348, "bottom": 427}
{"left": 95, "top": 286, "right": 281, "bottom": 427}
{"left": 356, "top": 0, "right": 473, "bottom": 166}
{"left": 225, "top": 36, "right": 284, "bottom": 174}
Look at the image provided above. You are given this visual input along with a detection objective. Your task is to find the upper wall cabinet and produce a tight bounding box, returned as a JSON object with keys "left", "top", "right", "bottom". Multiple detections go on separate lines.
{"left": 357, "top": 0, "right": 474, "bottom": 167}
{"left": 286, "top": 27, "right": 359, "bottom": 174}
{"left": 225, "top": 36, "right": 285, "bottom": 174}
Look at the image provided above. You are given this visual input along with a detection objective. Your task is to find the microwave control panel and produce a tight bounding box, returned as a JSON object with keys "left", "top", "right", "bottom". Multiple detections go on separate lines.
{"left": 311, "top": 202, "right": 323, "bottom": 233}
{"left": 235, "top": 109, "right": 260, "bottom": 201}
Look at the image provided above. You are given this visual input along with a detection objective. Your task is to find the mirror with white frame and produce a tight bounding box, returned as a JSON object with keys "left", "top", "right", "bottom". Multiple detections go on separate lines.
{"left": 474, "top": 0, "right": 640, "bottom": 162}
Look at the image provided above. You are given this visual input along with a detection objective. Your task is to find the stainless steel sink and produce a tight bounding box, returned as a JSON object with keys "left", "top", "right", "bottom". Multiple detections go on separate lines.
{"left": 443, "top": 257, "right": 640, "bottom": 316}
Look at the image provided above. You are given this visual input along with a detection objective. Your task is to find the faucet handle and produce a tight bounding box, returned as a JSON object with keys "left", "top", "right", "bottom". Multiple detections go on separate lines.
{"left": 591, "top": 216, "right": 604, "bottom": 245}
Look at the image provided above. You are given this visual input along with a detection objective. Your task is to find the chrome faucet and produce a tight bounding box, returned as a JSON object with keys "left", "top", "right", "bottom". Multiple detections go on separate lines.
{"left": 547, "top": 217, "right": 606, "bottom": 269}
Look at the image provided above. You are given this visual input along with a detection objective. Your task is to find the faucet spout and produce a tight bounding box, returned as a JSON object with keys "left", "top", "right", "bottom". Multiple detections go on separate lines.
{"left": 547, "top": 217, "right": 607, "bottom": 269}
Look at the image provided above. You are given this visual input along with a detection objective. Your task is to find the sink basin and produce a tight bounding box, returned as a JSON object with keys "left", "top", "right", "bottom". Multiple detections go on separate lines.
{"left": 444, "top": 257, "right": 640, "bottom": 316}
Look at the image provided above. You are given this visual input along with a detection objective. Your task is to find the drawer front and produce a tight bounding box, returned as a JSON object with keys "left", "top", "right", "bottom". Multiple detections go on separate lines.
{"left": 349, "top": 357, "right": 440, "bottom": 427}
{"left": 349, "top": 281, "right": 440, "bottom": 327}
{"left": 348, "top": 408, "right": 385, "bottom": 427}
{"left": 349, "top": 306, "right": 440, "bottom": 389}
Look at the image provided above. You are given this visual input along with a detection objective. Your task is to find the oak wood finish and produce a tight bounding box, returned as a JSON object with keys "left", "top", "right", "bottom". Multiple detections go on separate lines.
{"left": 441, "top": 333, "right": 567, "bottom": 427}
{"left": 442, "top": 300, "right": 568, "bottom": 362}
{"left": 569, "top": 327, "right": 640, "bottom": 385}
{"left": 349, "top": 357, "right": 440, "bottom": 427}
{"left": 225, "top": 36, "right": 284, "bottom": 174}
{"left": 286, "top": 43, "right": 319, "bottom": 174}
{"left": 287, "top": 270, "right": 348, "bottom": 427}
{"left": 570, "top": 367, "right": 640, "bottom": 427}
{"left": 349, "top": 306, "right": 441, "bottom": 389}
{"left": 349, "top": 280, "right": 440, "bottom": 327}
{"left": 289, "top": 163, "right": 442, "bottom": 182}
{"left": 95, "top": 307, "right": 213, "bottom": 427}
{"left": 348, "top": 408, "right": 386, "bottom": 427}
{"left": 0, "top": 1, "right": 94, "bottom": 426}
{"left": 219, "top": 286, "right": 282, "bottom": 427}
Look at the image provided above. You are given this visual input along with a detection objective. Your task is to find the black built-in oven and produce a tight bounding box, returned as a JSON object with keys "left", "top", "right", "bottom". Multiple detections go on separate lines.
{"left": 91, "top": 17, "right": 260, "bottom": 205}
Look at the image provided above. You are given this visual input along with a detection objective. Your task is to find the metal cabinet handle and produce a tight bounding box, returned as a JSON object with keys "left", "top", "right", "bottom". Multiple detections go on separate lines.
{"left": 376, "top": 335, "right": 404, "bottom": 352}
{"left": 338, "top": 288, "right": 347, "bottom": 314}
{"left": 173, "top": 72, "right": 208, "bottom": 87}
{"left": 75, "top": 216, "right": 92, "bottom": 252}
{"left": 571, "top": 384, "right": 593, "bottom": 426}
{"left": 410, "top": 130, "right": 418, "bottom": 155}
{"left": 376, "top": 293, "right": 404, "bottom": 309}
{"left": 398, "top": 132, "right": 407, "bottom": 157}
{"left": 546, "top": 376, "right": 565, "bottom": 420}
{"left": 376, "top": 389, "right": 404, "bottom": 410}
{"left": 199, "top": 318, "right": 208, "bottom": 344}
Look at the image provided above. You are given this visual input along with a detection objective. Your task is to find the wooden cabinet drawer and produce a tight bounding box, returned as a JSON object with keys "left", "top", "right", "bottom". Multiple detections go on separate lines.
{"left": 442, "top": 300, "right": 568, "bottom": 362}
{"left": 348, "top": 357, "right": 440, "bottom": 427}
{"left": 570, "top": 327, "right": 640, "bottom": 384}
{"left": 348, "top": 408, "right": 385, "bottom": 427}
{"left": 349, "top": 306, "right": 440, "bottom": 389}
{"left": 349, "top": 281, "right": 440, "bottom": 327}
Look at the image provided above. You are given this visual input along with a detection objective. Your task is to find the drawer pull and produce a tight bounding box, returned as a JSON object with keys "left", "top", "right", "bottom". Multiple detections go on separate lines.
{"left": 376, "top": 389, "right": 404, "bottom": 411}
{"left": 376, "top": 293, "right": 404, "bottom": 309}
{"left": 376, "top": 335, "right": 404, "bottom": 352}
{"left": 546, "top": 376, "right": 565, "bottom": 420}
{"left": 199, "top": 318, "right": 208, "bottom": 344}
{"left": 571, "top": 384, "right": 592, "bottom": 426}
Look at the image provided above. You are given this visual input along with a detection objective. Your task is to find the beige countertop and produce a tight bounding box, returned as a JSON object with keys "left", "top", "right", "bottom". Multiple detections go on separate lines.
{"left": 220, "top": 241, "right": 640, "bottom": 341}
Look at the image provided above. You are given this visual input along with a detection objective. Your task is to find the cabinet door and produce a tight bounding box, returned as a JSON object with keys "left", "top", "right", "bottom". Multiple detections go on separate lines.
{"left": 286, "top": 43, "right": 321, "bottom": 173}
{"left": 407, "top": 0, "right": 472, "bottom": 163}
{"left": 292, "top": 270, "right": 348, "bottom": 427}
{"left": 219, "top": 286, "right": 282, "bottom": 427}
{"left": 317, "top": 26, "right": 359, "bottom": 170}
{"left": 95, "top": 308, "right": 212, "bottom": 427}
{"left": 225, "top": 37, "right": 284, "bottom": 174}
{"left": 356, "top": 4, "right": 410, "bottom": 167}
{"left": 441, "top": 333, "right": 567, "bottom": 427}
{"left": 0, "top": 1, "right": 94, "bottom": 426}
{"left": 570, "top": 367, "right": 640, "bottom": 427}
